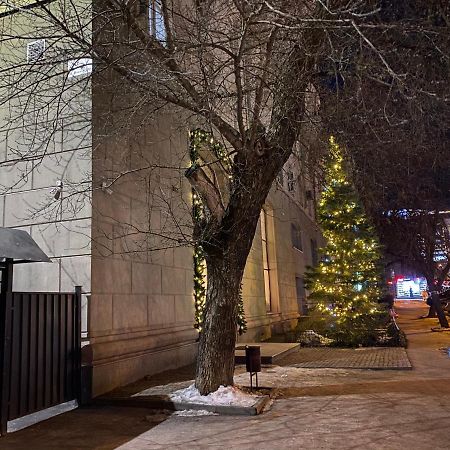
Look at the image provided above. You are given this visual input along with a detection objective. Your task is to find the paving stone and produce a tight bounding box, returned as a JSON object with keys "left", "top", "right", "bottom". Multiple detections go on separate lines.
{"left": 277, "top": 346, "right": 412, "bottom": 369}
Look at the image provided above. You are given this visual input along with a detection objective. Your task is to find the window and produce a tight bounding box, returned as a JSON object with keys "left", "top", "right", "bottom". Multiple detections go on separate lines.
{"left": 310, "top": 238, "right": 318, "bottom": 266}
{"left": 260, "top": 209, "right": 272, "bottom": 312}
{"left": 149, "top": 0, "right": 166, "bottom": 42}
{"left": 68, "top": 58, "right": 92, "bottom": 78}
{"left": 291, "top": 223, "right": 302, "bottom": 251}
{"left": 27, "top": 39, "right": 45, "bottom": 63}
{"left": 139, "top": 0, "right": 166, "bottom": 42}
{"left": 276, "top": 169, "right": 284, "bottom": 187}
{"left": 139, "top": 0, "right": 147, "bottom": 14}
{"left": 287, "top": 170, "right": 295, "bottom": 192}
{"left": 1, "top": 1, "right": 47, "bottom": 18}
{"left": 296, "top": 277, "right": 308, "bottom": 315}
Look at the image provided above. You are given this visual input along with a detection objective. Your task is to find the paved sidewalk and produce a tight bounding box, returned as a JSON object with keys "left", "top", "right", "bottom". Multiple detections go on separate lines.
{"left": 2, "top": 301, "right": 450, "bottom": 449}
{"left": 115, "top": 301, "right": 450, "bottom": 450}
{"left": 278, "top": 346, "right": 411, "bottom": 369}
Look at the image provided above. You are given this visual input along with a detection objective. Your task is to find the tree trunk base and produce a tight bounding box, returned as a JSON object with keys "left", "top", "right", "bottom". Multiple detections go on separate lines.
{"left": 431, "top": 294, "right": 449, "bottom": 328}
{"left": 195, "top": 258, "right": 242, "bottom": 395}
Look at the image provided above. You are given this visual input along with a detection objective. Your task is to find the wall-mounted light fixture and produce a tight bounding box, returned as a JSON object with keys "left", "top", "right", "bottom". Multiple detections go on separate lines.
{"left": 51, "top": 180, "right": 63, "bottom": 200}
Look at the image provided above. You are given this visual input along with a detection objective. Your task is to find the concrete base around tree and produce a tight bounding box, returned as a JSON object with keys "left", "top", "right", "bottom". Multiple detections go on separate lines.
{"left": 96, "top": 393, "right": 271, "bottom": 416}
{"left": 95, "top": 379, "right": 271, "bottom": 416}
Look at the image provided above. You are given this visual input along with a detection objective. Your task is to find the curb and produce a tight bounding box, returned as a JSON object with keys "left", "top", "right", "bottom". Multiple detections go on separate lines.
{"left": 95, "top": 394, "right": 271, "bottom": 416}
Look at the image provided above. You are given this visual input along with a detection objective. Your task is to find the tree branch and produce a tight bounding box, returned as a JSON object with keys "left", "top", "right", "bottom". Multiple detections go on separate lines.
{"left": 185, "top": 165, "right": 225, "bottom": 222}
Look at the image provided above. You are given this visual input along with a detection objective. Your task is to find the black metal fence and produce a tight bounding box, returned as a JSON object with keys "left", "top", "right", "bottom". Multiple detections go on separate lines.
{"left": 0, "top": 286, "right": 81, "bottom": 434}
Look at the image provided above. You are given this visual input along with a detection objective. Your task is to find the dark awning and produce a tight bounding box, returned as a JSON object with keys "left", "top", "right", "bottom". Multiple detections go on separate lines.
{"left": 0, "top": 228, "right": 51, "bottom": 264}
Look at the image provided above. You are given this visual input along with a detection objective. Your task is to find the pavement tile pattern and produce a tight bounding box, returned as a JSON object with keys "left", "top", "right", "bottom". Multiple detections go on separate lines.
{"left": 278, "top": 346, "right": 412, "bottom": 369}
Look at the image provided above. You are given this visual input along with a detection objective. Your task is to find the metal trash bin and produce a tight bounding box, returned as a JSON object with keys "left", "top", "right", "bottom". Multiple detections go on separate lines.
{"left": 245, "top": 345, "right": 261, "bottom": 390}
{"left": 245, "top": 345, "right": 261, "bottom": 372}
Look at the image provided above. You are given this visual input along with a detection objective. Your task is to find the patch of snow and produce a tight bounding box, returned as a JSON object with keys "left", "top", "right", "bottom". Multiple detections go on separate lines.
{"left": 169, "top": 384, "right": 259, "bottom": 407}
{"left": 298, "top": 329, "right": 334, "bottom": 346}
{"left": 173, "top": 409, "right": 218, "bottom": 417}
{"left": 7, "top": 400, "right": 78, "bottom": 433}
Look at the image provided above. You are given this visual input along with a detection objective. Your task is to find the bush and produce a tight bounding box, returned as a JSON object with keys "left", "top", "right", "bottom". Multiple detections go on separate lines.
{"left": 385, "top": 322, "right": 407, "bottom": 347}
{"left": 295, "top": 310, "right": 404, "bottom": 347}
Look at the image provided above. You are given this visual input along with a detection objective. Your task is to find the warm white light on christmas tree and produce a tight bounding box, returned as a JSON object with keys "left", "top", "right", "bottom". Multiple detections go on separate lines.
{"left": 305, "top": 137, "right": 383, "bottom": 336}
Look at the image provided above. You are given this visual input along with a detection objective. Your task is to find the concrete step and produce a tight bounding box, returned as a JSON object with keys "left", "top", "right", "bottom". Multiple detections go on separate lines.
{"left": 235, "top": 342, "right": 300, "bottom": 364}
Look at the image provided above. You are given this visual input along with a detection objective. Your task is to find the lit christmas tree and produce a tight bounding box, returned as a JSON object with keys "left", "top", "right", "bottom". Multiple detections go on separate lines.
{"left": 305, "top": 137, "right": 383, "bottom": 343}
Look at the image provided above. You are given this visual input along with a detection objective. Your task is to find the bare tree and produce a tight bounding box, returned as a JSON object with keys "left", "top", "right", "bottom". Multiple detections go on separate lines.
{"left": 317, "top": 1, "right": 450, "bottom": 326}
{"left": 1, "top": 0, "right": 449, "bottom": 393}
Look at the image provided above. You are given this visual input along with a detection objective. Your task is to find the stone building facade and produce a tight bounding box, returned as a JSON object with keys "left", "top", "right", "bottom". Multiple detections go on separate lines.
{"left": 0, "top": 1, "right": 322, "bottom": 396}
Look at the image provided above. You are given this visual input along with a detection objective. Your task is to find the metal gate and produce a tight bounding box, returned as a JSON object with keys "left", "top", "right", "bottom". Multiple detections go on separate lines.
{"left": 0, "top": 287, "right": 81, "bottom": 434}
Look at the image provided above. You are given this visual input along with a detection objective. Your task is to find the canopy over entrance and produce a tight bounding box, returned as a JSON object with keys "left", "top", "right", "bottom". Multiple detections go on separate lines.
{"left": 0, "top": 228, "right": 50, "bottom": 265}
{"left": 0, "top": 227, "right": 51, "bottom": 295}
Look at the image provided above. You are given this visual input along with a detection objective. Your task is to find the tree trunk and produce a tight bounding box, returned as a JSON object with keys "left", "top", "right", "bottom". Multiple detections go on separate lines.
{"left": 195, "top": 252, "right": 244, "bottom": 395}
{"left": 425, "top": 277, "right": 449, "bottom": 328}
{"left": 426, "top": 302, "right": 436, "bottom": 318}
{"left": 431, "top": 292, "right": 449, "bottom": 328}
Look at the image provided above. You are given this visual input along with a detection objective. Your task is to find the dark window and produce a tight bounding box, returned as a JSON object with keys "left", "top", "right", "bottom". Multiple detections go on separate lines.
{"left": 277, "top": 169, "right": 284, "bottom": 187}
{"left": 296, "top": 277, "right": 308, "bottom": 315}
{"left": 287, "top": 171, "right": 295, "bottom": 192}
{"left": 139, "top": 0, "right": 147, "bottom": 14}
{"left": 291, "top": 223, "right": 302, "bottom": 251}
{"left": 27, "top": 40, "right": 46, "bottom": 63}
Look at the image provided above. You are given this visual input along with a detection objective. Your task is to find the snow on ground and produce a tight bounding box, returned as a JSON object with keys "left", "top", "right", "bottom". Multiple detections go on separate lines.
{"left": 132, "top": 365, "right": 391, "bottom": 401}
{"left": 169, "top": 384, "right": 259, "bottom": 407}
{"left": 132, "top": 367, "right": 357, "bottom": 399}
{"left": 132, "top": 380, "right": 261, "bottom": 407}
{"left": 173, "top": 409, "right": 218, "bottom": 417}
{"left": 234, "top": 365, "right": 353, "bottom": 387}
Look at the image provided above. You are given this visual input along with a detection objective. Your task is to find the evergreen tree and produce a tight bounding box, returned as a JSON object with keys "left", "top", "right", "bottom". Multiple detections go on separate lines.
{"left": 306, "top": 137, "right": 383, "bottom": 344}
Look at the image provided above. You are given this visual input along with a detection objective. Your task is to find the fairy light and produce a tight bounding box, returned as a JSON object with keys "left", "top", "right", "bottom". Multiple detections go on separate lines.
{"left": 305, "top": 136, "right": 383, "bottom": 328}
{"left": 189, "top": 129, "right": 247, "bottom": 334}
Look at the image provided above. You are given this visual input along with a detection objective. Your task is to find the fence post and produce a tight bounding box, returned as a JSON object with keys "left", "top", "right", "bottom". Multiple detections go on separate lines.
{"left": 80, "top": 345, "right": 93, "bottom": 405}
{"left": 0, "top": 260, "right": 13, "bottom": 436}
{"left": 74, "top": 286, "right": 82, "bottom": 406}
{"left": 75, "top": 286, "right": 93, "bottom": 406}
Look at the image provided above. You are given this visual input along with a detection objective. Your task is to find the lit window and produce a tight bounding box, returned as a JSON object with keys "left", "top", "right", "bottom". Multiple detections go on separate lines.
{"left": 68, "top": 58, "right": 92, "bottom": 78}
{"left": 260, "top": 209, "right": 272, "bottom": 312}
